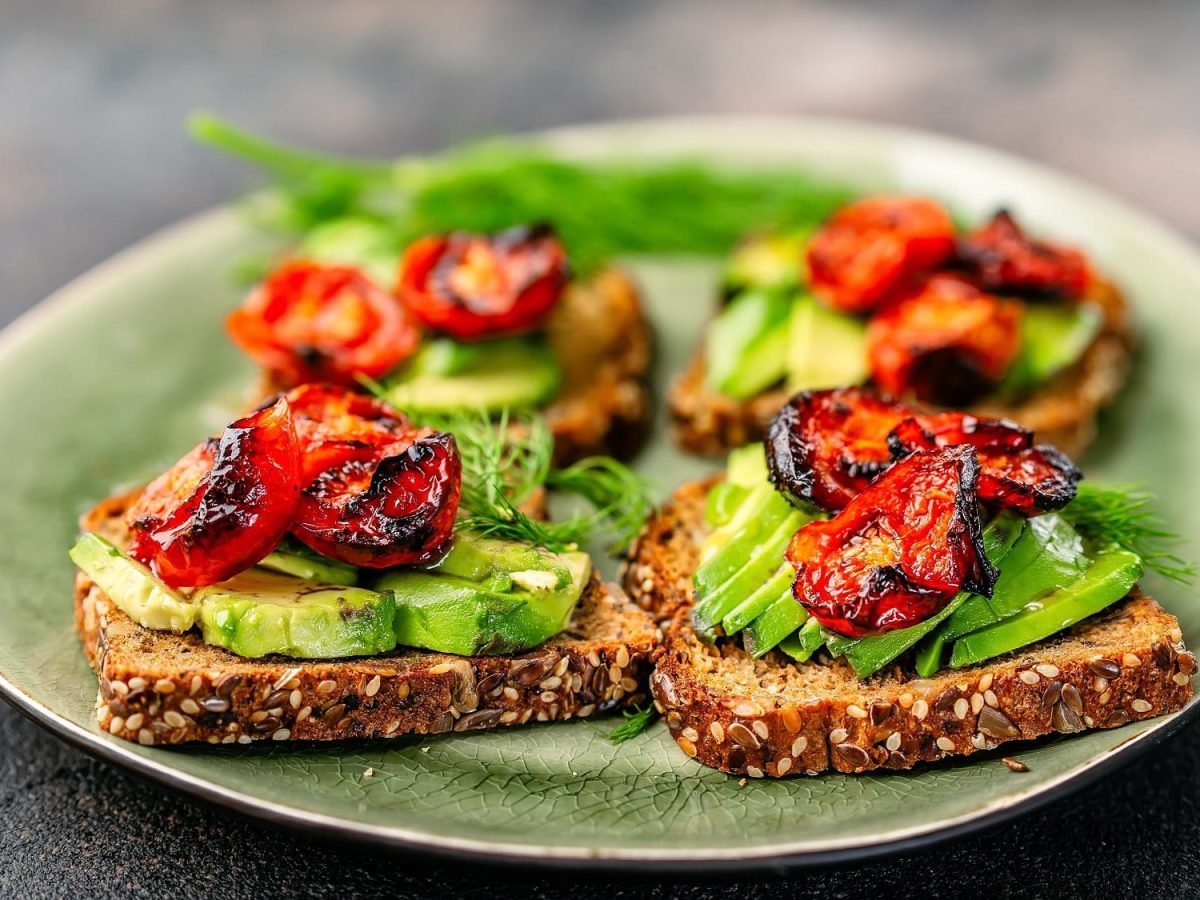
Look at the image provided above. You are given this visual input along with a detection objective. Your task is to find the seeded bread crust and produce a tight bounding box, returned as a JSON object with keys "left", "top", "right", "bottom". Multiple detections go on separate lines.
{"left": 624, "top": 480, "right": 1195, "bottom": 777}
{"left": 76, "top": 493, "right": 660, "bottom": 747}
{"left": 668, "top": 277, "right": 1132, "bottom": 459}
{"left": 256, "top": 266, "right": 653, "bottom": 467}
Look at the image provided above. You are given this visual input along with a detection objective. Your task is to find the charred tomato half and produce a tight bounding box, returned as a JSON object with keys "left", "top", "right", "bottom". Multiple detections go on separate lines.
{"left": 806, "top": 196, "right": 956, "bottom": 314}
{"left": 765, "top": 387, "right": 912, "bottom": 512}
{"left": 889, "top": 411, "right": 1081, "bottom": 515}
{"left": 227, "top": 260, "right": 420, "bottom": 388}
{"left": 397, "top": 224, "right": 568, "bottom": 340}
{"left": 786, "top": 445, "right": 995, "bottom": 637}
{"left": 956, "top": 210, "right": 1092, "bottom": 299}
{"left": 867, "top": 274, "right": 1023, "bottom": 406}
{"left": 127, "top": 398, "right": 302, "bottom": 588}
{"left": 283, "top": 383, "right": 418, "bottom": 481}
{"left": 292, "top": 432, "right": 462, "bottom": 568}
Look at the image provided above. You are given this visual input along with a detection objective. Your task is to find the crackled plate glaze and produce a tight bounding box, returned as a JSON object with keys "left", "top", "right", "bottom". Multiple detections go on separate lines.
{"left": 1, "top": 118, "right": 1198, "bottom": 870}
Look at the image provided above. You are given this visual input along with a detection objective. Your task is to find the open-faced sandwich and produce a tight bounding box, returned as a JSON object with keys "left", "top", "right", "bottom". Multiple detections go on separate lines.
{"left": 626, "top": 387, "right": 1194, "bottom": 776}
{"left": 71, "top": 385, "right": 659, "bottom": 745}
{"left": 227, "top": 224, "right": 651, "bottom": 466}
{"left": 670, "top": 197, "right": 1131, "bottom": 457}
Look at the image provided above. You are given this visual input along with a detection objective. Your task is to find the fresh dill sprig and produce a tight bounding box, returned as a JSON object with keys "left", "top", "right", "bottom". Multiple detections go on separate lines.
{"left": 1061, "top": 483, "right": 1195, "bottom": 583}
{"left": 607, "top": 705, "right": 659, "bottom": 745}
{"left": 355, "top": 387, "right": 652, "bottom": 554}
{"left": 189, "top": 112, "right": 852, "bottom": 275}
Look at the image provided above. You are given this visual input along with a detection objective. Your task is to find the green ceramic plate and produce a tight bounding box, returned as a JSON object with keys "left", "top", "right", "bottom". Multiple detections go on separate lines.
{"left": 1, "top": 117, "right": 1198, "bottom": 870}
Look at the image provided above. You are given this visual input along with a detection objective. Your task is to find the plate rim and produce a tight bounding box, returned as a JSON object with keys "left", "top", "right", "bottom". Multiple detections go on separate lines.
{"left": 2, "top": 112, "right": 1199, "bottom": 870}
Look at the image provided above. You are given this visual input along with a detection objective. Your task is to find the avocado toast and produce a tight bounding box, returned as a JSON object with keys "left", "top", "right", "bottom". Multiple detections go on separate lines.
{"left": 624, "top": 388, "right": 1195, "bottom": 776}
{"left": 70, "top": 386, "right": 658, "bottom": 746}
{"left": 670, "top": 199, "right": 1133, "bottom": 458}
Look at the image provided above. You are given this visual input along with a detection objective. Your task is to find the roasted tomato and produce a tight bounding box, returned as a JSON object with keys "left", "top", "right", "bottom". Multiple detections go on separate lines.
{"left": 806, "top": 196, "right": 956, "bottom": 314}
{"left": 889, "top": 412, "right": 1081, "bottom": 515}
{"left": 957, "top": 210, "right": 1092, "bottom": 298}
{"left": 292, "top": 431, "right": 461, "bottom": 568}
{"left": 867, "top": 274, "right": 1023, "bottom": 406}
{"left": 765, "top": 387, "right": 912, "bottom": 512}
{"left": 282, "top": 383, "right": 418, "bottom": 481}
{"left": 396, "top": 225, "right": 568, "bottom": 340}
{"left": 786, "top": 446, "right": 995, "bottom": 637}
{"left": 227, "top": 260, "right": 420, "bottom": 388}
{"left": 127, "top": 399, "right": 302, "bottom": 588}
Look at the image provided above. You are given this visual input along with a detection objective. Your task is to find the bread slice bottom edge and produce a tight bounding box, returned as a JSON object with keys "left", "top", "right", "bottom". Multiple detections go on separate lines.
{"left": 624, "top": 479, "right": 1196, "bottom": 777}
{"left": 77, "top": 492, "right": 661, "bottom": 747}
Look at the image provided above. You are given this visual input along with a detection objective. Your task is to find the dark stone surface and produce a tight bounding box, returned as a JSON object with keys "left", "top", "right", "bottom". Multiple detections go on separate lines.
{"left": 2, "top": 2, "right": 1198, "bottom": 896}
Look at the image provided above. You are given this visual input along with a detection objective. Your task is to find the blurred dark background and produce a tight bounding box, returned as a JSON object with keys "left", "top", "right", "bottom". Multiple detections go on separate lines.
{"left": 2, "top": 1, "right": 1199, "bottom": 897}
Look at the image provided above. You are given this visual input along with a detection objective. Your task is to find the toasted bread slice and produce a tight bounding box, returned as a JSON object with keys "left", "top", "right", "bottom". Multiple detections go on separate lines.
{"left": 669, "top": 278, "right": 1132, "bottom": 459}
{"left": 623, "top": 480, "right": 1195, "bottom": 776}
{"left": 77, "top": 492, "right": 660, "bottom": 746}
{"left": 257, "top": 266, "right": 652, "bottom": 466}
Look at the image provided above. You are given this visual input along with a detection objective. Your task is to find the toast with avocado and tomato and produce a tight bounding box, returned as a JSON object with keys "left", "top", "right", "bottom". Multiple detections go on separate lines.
{"left": 670, "top": 199, "right": 1132, "bottom": 458}
{"left": 70, "top": 386, "right": 658, "bottom": 746}
{"left": 229, "top": 224, "right": 651, "bottom": 467}
{"left": 624, "top": 387, "right": 1194, "bottom": 776}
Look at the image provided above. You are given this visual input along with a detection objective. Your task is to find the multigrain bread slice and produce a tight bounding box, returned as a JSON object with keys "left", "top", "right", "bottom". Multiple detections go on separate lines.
{"left": 76, "top": 492, "right": 660, "bottom": 747}
{"left": 256, "top": 266, "right": 653, "bottom": 466}
{"left": 622, "top": 480, "right": 1196, "bottom": 776}
{"left": 669, "top": 277, "right": 1132, "bottom": 459}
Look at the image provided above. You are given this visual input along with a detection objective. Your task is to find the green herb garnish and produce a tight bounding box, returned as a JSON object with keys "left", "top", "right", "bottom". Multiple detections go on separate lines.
{"left": 361, "top": 395, "right": 653, "bottom": 554}
{"left": 189, "top": 112, "right": 851, "bottom": 276}
{"left": 1061, "top": 483, "right": 1194, "bottom": 583}
{"left": 607, "top": 705, "right": 659, "bottom": 744}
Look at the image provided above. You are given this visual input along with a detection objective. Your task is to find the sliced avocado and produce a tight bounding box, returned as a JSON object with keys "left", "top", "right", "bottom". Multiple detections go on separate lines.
{"left": 704, "top": 290, "right": 793, "bottom": 400}
{"left": 384, "top": 336, "right": 561, "bottom": 413}
{"left": 195, "top": 570, "right": 396, "bottom": 659}
{"left": 785, "top": 294, "right": 869, "bottom": 393}
{"left": 723, "top": 230, "right": 810, "bottom": 296}
{"left": 777, "top": 616, "right": 826, "bottom": 663}
{"left": 998, "top": 302, "right": 1104, "bottom": 396}
{"left": 939, "top": 513, "right": 1088, "bottom": 642}
{"left": 296, "top": 217, "right": 399, "bottom": 286}
{"left": 402, "top": 338, "right": 485, "bottom": 378}
{"left": 705, "top": 481, "right": 750, "bottom": 529}
{"left": 429, "top": 533, "right": 572, "bottom": 588}
{"left": 258, "top": 538, "right": 360, "bottom": 586}
{"left": 721, "top": 563, "right": 794, "bottom": 635}
{"left": 379, "top": 552, "right": 591, "bottom": 656}
{"left": 69, "top": 533, "right": 197, "bottom": 633}
{"left": 743, "top": 591, "right": 807, "bottom": 658}
{"left": 949, "top": 549, "right": 1142, "bottom": 668}
{"left": 725, "top": 443, "right": 769, "bottom": 487}
{"left": 694, "top": 487, "right": 794, "bottom": 599}
{"left": 692, "top": 509, "right": 807, "bottom": 638}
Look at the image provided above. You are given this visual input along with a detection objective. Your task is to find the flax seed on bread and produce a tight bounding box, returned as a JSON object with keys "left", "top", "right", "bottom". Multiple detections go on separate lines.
{"left": 669, "top": 277, "right": 1132, "bottom": 459}
{"left": 624, "top": 479, "right": 1195, "bottom": 777}
{"left": 77, "top": 491, "right": 660, "bottom": 746}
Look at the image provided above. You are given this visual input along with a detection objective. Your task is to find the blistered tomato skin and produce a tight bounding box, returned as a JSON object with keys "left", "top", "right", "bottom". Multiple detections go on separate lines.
{"left": 227, "top": 261, "right": 420, "bottom": 388}
{"left": 806, "top": 196, "right": 956, "bottom": 314}
{"left": 765, "top": 387, "right": 912, "bottom": 512}
{"left": 867, "top": 274, "right": 1023, "bottom": 406}
{"left": 786, "top": 446, "right": 995, "bottom": 637}
{"left": 397, "top": 225, "right": 568, "bottom": 340}
{"left": 889, "top": 412, "right": 1081, "bottom": 515}
{"left": 281, "top": 383, "right": 418, "bottom": 481}
{"left": 127, "top": 399, "right": 302, "bottom": 588}
{"left": 957, "top": 210, "right": 1092, "bottom": 299}
{"left": 292, "top": 432, "right": 462, "bottom": 568}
